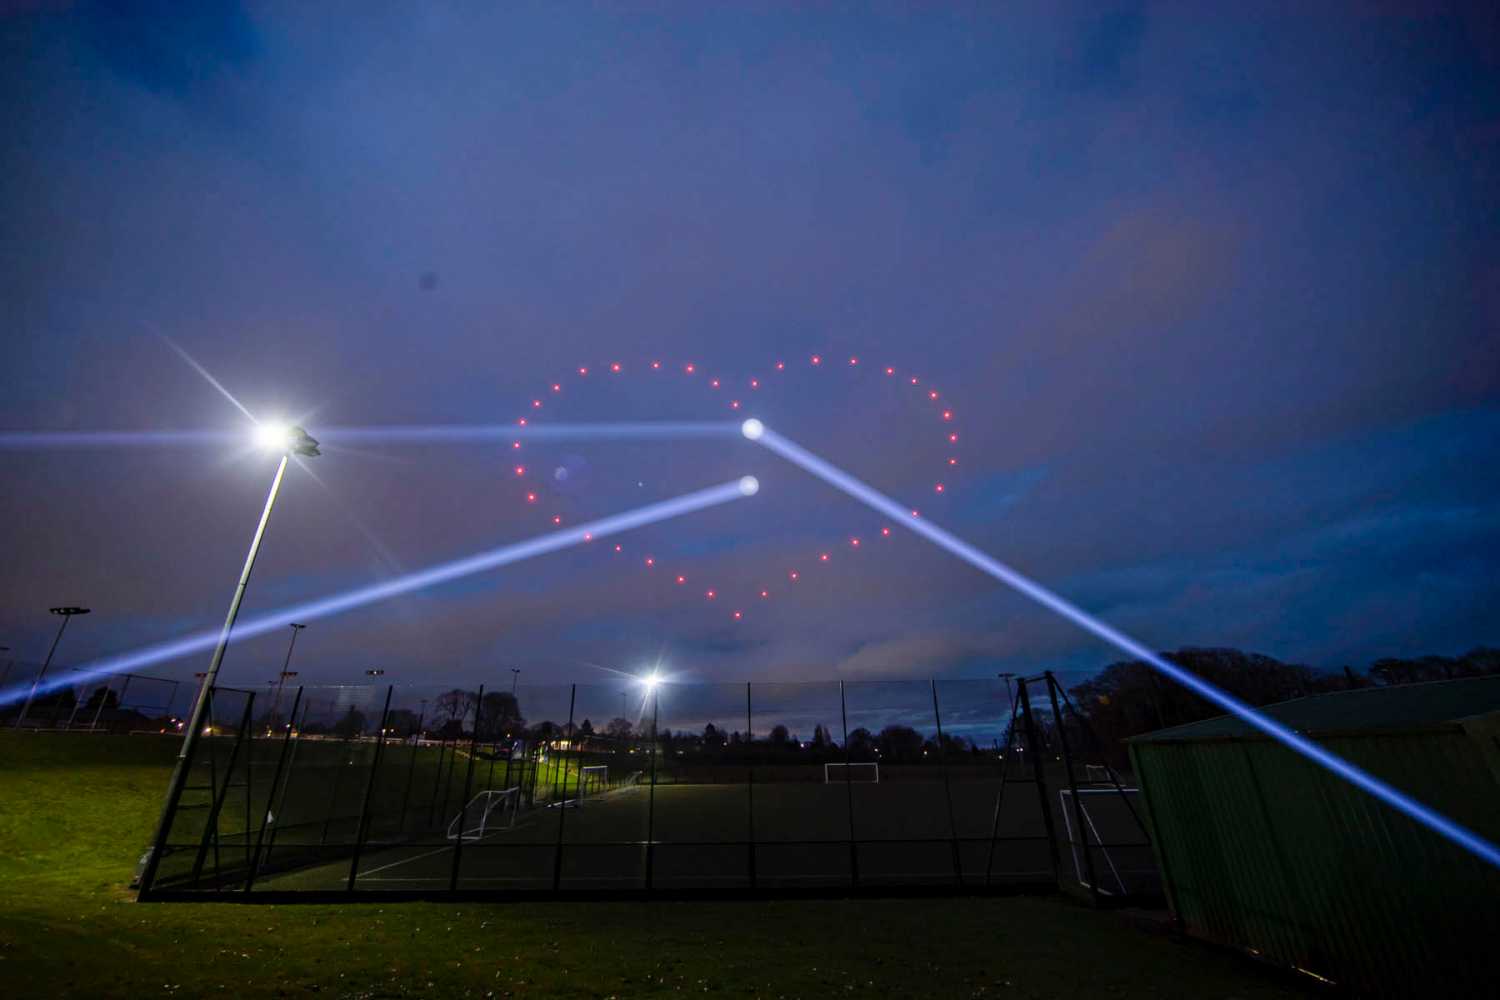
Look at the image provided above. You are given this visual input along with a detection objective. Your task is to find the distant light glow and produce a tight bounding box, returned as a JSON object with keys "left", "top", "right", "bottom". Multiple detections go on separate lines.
{"left": 885, "top": 367, "right": 895, "bottom": 376}
{"left": 751, "top": 424, "right": 1500, "bottom": 872}
{"left": 741, "top": 419, "right": 764, "bottom": 440}
{"left": 711, "top": 378, "right": 721, "bottom": 388}
{"left": 848, "top": 357, "right": 858, "bottom": 366}
{"left": 706, "top": 589, "right": 716, "bottom": 599}
{"left": 732, "top": 610, "right": 742, "bottom": 620}
{"left": 611, "top": 362, "right": 622, "bottom": 373}
{"left": 811, "top": 355, "right": 822, "bottom": 365}
{"left": 737, "top": 475, "right": 760, "bottom": 496}
{"left": 641, "top": 672, "right": 662, "bottom": 691}
{"left": 676, "top": 575, "right": 686, "bottom": 585}
{"left": 775, "top": 361, "right": 785, "bottom": 370}
{"left": 252, "top": 422, "right": 292, "bottom": 452}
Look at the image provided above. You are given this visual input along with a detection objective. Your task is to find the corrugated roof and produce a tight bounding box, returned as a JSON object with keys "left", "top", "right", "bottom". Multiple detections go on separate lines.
{"left": 1130, "top": 674, "right": 1500, "bottom": 742}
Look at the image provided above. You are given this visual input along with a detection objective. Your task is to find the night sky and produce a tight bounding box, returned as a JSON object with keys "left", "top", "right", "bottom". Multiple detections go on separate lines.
{"left": 2, "top": 2, "right": 1497, "bottom": 692}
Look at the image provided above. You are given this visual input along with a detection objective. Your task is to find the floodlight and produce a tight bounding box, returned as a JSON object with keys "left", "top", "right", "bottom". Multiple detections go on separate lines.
{"left": 738, "top": 475, "right": 760, "bottom": 496}
{"left": 253, "top": 422, "right": 320, "bottom": 457}
{"left": 740, "top": 418, "right": 764, "bottom": 440}
{"left": 641, "top": 672, "right": 662, "bottom": 691}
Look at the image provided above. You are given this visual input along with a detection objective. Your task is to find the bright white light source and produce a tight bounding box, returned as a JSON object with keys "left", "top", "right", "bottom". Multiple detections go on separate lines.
{"left": 738, "top": 475, "right": 760, "bottom": 496}
{"left": 740, "top": 418, "right": 764, "bottom": 440}
{"left": 252, "top": 422, "right": 292, "bottom": 452}
{"left": 642, "top": 672, "right": 662, "bottom": 690}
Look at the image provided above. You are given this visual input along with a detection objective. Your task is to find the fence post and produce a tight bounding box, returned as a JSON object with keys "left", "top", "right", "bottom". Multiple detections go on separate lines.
{"left": 244, "top": 686, "right": 304, "bottom": 893}
{"left": 552, "top": 684, "right": 577, "bottom": 892}
{"left": 189, "top": 690, "right": 256, "bottom": 889}
{"left": 1017, "top": 679, "right": 1061, "bottom": 884}
{"left": 931, "top": 679, "right": 964, "bottom": 886}
{"left": 448, "top": 685, "right": 484, "bottom": 891}
{"left": 88, "top": 678, "right": 114, "bottom": 731}
{"left": 319, "top": 718, "right": 361, "bottom": 845}
{"left": 746, "top": 681, "right": 757, "bottom": 889}
{"left": 347, "top": 686, "right": 395, "bottom": 891}
{"left": 260, "top": 694, "right": 313, "bottom": 867}
{"left": 645, "top": 687, "right": 660, "bottom": 892}
{"left": 1045, "top": 672, "right": 1101, "bottom": 904}
{"left": 839, "top": 680, "right": 860, "bottom": 887}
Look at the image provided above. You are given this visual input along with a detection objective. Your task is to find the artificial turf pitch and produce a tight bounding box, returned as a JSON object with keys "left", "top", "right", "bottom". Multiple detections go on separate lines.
{"left": 0, "top": 731, "right": 1309, "bottom": 997}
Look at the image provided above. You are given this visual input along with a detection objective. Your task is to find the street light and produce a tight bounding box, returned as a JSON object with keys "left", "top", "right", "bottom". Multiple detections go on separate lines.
{"left": 268, "top": 622, "right": 306, "bottom": 734}
{"left": 140, "top": 421, "right": 318, "bottom": 891}
{"left": 510, "top": 667, "right": 520, "bottom": 694}
{"left": 15, "top": 606, "right": 91, "bottom": 729}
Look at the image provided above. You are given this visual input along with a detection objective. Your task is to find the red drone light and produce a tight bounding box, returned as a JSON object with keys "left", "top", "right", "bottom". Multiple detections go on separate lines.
{"left": 685, "top": 363, "right": 696, "bottom": 374}
{"left": 942, "top": 410, "right": 953, "bottom": 421}
{"left": 910, "top": 376, "right": 919, "bottom": 385}
{"left": 645, "top": 557, "right": 654, "bottom": 567}
{"left": 553, "top": 515, "right": 562, "bottom": 524}
{"left": 614, "top": 544, "right": 622, "bottom": 552}
{"left": 676, "top": 575, "right": 686, "bottom": 585}
{"left": 578, "top": 366, "right": 588, "bottom": 376}
{"left": 525, "top": 492, "right": 537, "bottom": 503}
{"left": 517, "top": 418, "right": 528, "bottom": 426}
{"left": 610, "top": 362, "right": 622, "bottom": 373}
{"left": 583, "top": 532, "right": 593, "bottom": 542}
{"left": 885, "top": 366, "right": 895, "bottom": 376}
{"left": 551, "top": 383, "right": 561, "bottom": 392}
{"left": 733, "top": 610, "right": 743, "bottom": 620}
{"left": 760, "top": 590, "right": 769, "bottom": 598}
{"left": 935, "top": 483, "right": 945, "bottom": 493}
{"left": 881, "top": 527, "right": 891, "bottom": 537}
{"left": 949, "top": 457, "right": 958, "bottom": 465}
{"left": 514, "top": 465, "right": 525, "bottom": 476}
{"left": 706, "top": 589, "right": 716, "bottom": 599}
{"left": 848, "top": 357, "right": 858, "bottom": 366}
{"left": 710, "top": 378, "right": 721, "bottom": 388}
{"left": 949, "top": 433, "right": 958, "bottom": 443}
{"left": 775, "top": 361, "right": 785, "bottom": 370}
{"left": 850, "top": 537, "right": 861, "bottom": 547}
{"left": 910, "top": 509, "right": 920, "bottom": 518}
{"left": 651, "top": 360, "right": 661, "bottom": 369}
{"left": 532, "top": 399, "right": 542, "bottom": 408}
{"left": 929, "top": 390, "right": 939, "bottom": 400}
{"left": 730, "top": 400, "right": 741, "bottom": 409}
{"left": 811, "top": 355, "right": 822, "bottom": 365}
{"left": 512, "top": 441, "right": 521, "bottom": 449}
{"left": 819, "top": 553, "right": 830, "bottom": 562}
{"left": 750, "top": 378, "right": 759, "bottom": 389}
{"left": 789, "top": 570, "right": 800, "bottom": 581}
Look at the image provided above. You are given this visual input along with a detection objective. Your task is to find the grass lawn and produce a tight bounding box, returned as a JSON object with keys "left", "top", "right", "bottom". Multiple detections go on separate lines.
{"left": 0, "top": 731, "right": 1307, "bottom": 998}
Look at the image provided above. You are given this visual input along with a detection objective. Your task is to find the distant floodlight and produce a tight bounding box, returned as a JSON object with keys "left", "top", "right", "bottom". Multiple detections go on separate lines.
{"left": 641, "top": 672, "right": 662, "bottom": 691}
{"left": 738, "top": 475, "right": 760, "bottom": 496}
{"left": 740, "top": 418, "right": 764, "bottom": 440}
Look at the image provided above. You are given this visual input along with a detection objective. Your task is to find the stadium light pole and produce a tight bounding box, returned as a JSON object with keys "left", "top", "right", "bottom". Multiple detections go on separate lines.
{"left": 511, "top": 668, "right": 520, "bottom": 695}
{"left": 997, "top": 672, "right": 1017, "bottom": 756}
{"left": 139, "top": 423, "right": 319, "bottom": 894}
{"left": 268, "top": 622, "right": 306, "bottom": 734}
{"left": 15, "top": 606, "right": 91, "bottom": 729}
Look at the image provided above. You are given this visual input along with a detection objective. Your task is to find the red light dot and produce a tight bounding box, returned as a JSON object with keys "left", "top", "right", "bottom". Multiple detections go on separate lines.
{"left": 685, "top": 363, "right": 696, "bottom": 374}
{"left": 517, "top": 418, "right": 528, "bottom": 426}
{"left": 730, "top": 400, "right": 741, "bottom": 410}
{"left": 526, "top": 492, "right": 537, "bottom": 503}
{"left": 848, "top": 357, "right": 858, "bottom": 366}
{"left": 733, "top": 610, "right": 742, "bottom": 620}
{"left": 935, "top": 483, "right": 945, "bottom": 493}
{"left": 514, "top": 466, "right": 525, "bottom": 476}
{"left": 881, "top": 527, "right": 891, "bottom": 537}
{"left": 750, "top": 378, "right": 759, "bottom": 389}
{"left": 553, "top": 515, "right": 562, "bottom": 525}
{"left": 710, "top": 378, "right": 720, "bottom": 388}
{"left": 760, "top": 590, "right": 769, "bottom": 599}
{"left": 850, "top": 537, "right": 861, "bottom": 547}
{"left": 948, "top": 457, "right": 958, "bottom": 465}
{"left": 551, "top": 383, "right": 561, "bottom": 392}
{"left": 645, "top": 557, "right": 654, "bottom": 567}
{"left": 651, "top": 360, "right": 661, "bottom": 370}
{"left": 910, "top": 509, "right": 920, "bottom": 518}
{"left": 775, "top": 361, "right": 785, "bottom": 370}
{"left": 910, "top": 376, "right": 919, "bottom": 385}
{"left": 789, "top": 571, "right": 799, "bottom": 581}
{"left": 610, "top": 362, "right": 622, "bottom": 373}
{"left": 885, "top": 366, "right": 895, "bottom": 376}
{"left": 676, "top": 575, "right": 686, "bottom": 585}
{"left": 820, "top": 553, "right": 830, "bottom": 562}
{"left": 706, "top": 589, "right": 716, "bottom": 599}
{"left": 512, "top": 441, "right": 521, "bottom": 449}
{"left": 811, "top": 355, "right": 822, "bottom": 365}
{"left": 614, "top": 544, "right": 622, "bottom": 552}
{"left": 942, "top": 410, "right": 953, "bottom": 421}
{"left": 949, "top": 433, "right": 958, "bottom": 443}
{"left": 583, "top": 532, "right": 593, "bottom": 541}
{"left": 532, "top": 399, "right": 542, "bottom": 408}
{"left": 929, "top": 390, "right": 939, "bottom": 400}
{"left": 578, "top": 366, "right": 588, "bottom": 376}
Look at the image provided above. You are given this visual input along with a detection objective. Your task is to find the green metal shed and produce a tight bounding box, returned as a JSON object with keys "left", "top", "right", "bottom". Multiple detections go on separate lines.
{"left": 1128, "top": 676, "right": 1500, "bottom": 996}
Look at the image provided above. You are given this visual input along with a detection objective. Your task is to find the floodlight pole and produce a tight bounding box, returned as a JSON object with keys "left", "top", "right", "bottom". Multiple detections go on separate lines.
{"left": 140, "top": 445, "right": 304, "bottom": 895}
{"left": 269, "top": 622, "right": 306, "bottom": 733}
{"left": 15, "top": 606, "right": 90, "bottom": 729}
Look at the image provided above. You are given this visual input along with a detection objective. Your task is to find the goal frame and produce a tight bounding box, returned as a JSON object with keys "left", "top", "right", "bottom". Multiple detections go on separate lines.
{"left": 824, "top": 762, "right": 879, "bottom": 784}
{"left": 447, "top": 787, "right": 521, "bottom": 841}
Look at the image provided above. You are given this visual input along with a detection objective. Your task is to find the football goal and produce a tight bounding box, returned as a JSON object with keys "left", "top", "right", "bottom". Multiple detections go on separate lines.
{"left": 447, "top": 788, "right": 521, "bottom": 841}
{"left": 578, "top": 765, "right": 609, "bottom": 800}
{"left": 824, "top": 762, "right": 879, "bottom": 783}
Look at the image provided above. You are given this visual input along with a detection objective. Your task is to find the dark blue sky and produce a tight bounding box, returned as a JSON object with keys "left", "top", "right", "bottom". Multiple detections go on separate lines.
{"left": 2, "top": 2, "right": 1497, "bottom": 690}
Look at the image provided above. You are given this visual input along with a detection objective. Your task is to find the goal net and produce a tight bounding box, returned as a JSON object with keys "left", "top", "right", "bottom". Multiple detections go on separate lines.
{"left": 578, "top": 765, "right": 609, "bottom": 801}
{"left": 447, "top": 788, "right": 520, "bottom": 841}
{"left": 824, "top": 762, "right": 879, "bottom": 783}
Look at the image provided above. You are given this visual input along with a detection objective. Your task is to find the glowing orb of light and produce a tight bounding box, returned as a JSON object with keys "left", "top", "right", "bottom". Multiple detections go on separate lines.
{"left": 740, "top": 418, "right": 764, "bottom": 440}
{"left": 252, "top": 421, "right": 292, "bottom": 452}
{"left": 738, "top": 475, "right": 760, "bottom": 496}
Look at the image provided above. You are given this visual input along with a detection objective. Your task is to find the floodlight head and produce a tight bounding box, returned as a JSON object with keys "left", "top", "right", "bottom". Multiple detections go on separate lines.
{"left": 740, "top": 418, "right": 764, "bottom": 440}
{"left": 641, "top": 672, "right": 662, "bottom": 691}
{"left": 738, "top": 475, "right": 760, "bottom": 496}
{"left": 253, "top": 421, "right": 320, "bottom": 457}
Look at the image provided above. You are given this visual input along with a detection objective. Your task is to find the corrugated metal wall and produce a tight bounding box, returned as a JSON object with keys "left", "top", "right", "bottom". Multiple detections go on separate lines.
{"left": 1131, "top": 725, "right": 1500, "bottom": 996}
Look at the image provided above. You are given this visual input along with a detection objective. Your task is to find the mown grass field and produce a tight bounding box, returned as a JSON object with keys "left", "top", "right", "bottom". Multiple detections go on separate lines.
{"left": 0, "top": 731, "right": 1307, "bottom": 998}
